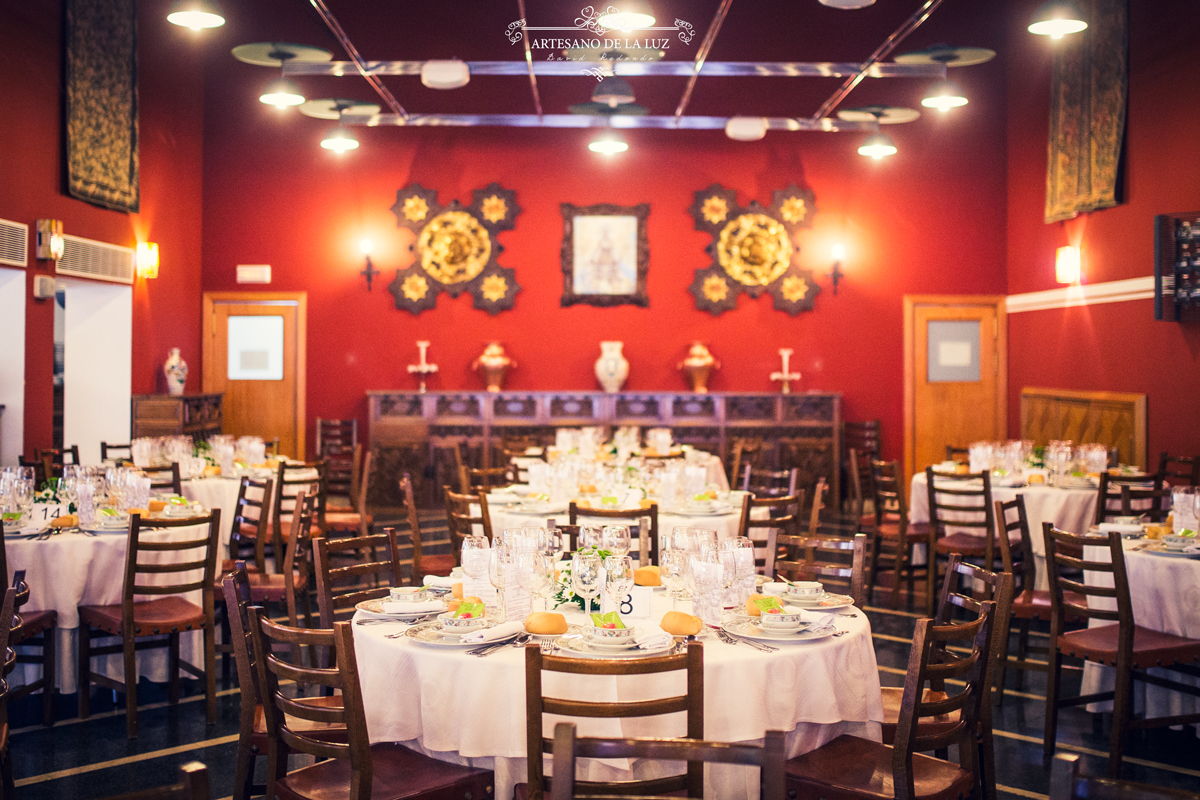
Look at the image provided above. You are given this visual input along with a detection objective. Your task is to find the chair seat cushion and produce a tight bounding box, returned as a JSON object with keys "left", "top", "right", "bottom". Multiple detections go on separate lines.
{"left": 215, "top": 570, "right": 306, "bottom": 602}
{"left": 418, "top": 554, "right": 456, "bottom": 578}
{"left": 13, "top": 609, "right": 57, "bottom": 641}
{"left": 785, "top": 734, "right": 974, "bottom": 800}
{"left": 276, "top": 741, "right": 492, "bottom": 800}
{"left": 513, "top": 782, "right": 689, "bottom": 799}
{"left": 875, "top": 521, "right": 933, "bottom": 541}
{"left": 322, "top": 511, "right": 373, "bottom": 529}
{"left": 933, "top": 531, "right": 990, "bottom": 555}
{"left": 253, "top": 695, "right": 348, "bottom": 737}
{"left": 79, "top": 596, "right": 206, "bottom": 636}
{"left": 1010, "top": 589, "right": 1086, "bottom": 621}
{"left": 1059, "top": 624, "right": 1200, "bottom": 669}
{"left": 878, "top": 688, "right": 956, "bottom": 745}
{"left": 221, "top": 559, "right": 266, "bottom": 575}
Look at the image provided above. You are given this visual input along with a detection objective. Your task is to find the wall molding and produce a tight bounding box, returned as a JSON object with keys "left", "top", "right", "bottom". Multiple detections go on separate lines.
{"left": 1006, "top": 276, "right": 1155, "bottom": 314}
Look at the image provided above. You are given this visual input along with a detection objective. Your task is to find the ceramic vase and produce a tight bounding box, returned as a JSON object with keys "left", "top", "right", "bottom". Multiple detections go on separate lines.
{"left": 594, "top": 341, "right": 629, "bottom": 393}
{"left": 473, "top": 342, "right": 515, "bottom": 393}
{"left": 678, "top": 341, "right": 720, "bottom": 393}
{"left": 164, "top": 348, "right": 188, "bottom": 396}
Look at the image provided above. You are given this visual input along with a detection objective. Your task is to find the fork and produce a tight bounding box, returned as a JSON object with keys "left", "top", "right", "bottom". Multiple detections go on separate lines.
{"left": 470, "top": 634, "right": 529, "bottom": 657}
{"left": 714, "top": 627, "right": 777, "bottom": 652}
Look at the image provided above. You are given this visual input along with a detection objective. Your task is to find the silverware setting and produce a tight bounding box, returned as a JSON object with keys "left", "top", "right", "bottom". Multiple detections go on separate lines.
{"left": 469, "top": 633, "right": 529, "bottom": 657}
{"left": 712, "top": 626, "right": 778, "bottom": 652}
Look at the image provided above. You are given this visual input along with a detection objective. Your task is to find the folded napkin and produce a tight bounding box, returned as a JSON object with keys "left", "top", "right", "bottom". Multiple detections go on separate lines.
{"left": 461, "top": 621, "right": 525, "bottom": 644}
{"left": 799, "top": 610, "right": 837, "bottom": 629}
{"left": 781, "top": 605, "right": 803, "bottom": 615}
{"left": 380, "top": 599, "right": 445, "bottom": 614}
{"left": 634, "top": 627, "right": 674, "bottom": 650}
{"left": 1098, "top": 523, "right": 1144, "bottom": 533}
{"left": 761, "top": 583, "right": 789, "bottom": 597}
{"left": 422, "top": 575, "right": 458, "bottom": 589}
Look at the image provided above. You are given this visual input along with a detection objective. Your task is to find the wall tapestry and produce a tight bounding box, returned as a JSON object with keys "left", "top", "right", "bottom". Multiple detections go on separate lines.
{"left": 1045, "top": 0, "right": 1127, "bottom": 223}
{"left": 388, "top": 183, "right": 521, "bottom": 314}
{"left": 687, "top": 184, "right": 819, "bottom": 316}
{"left": 65, "top": 0, "right": 140, "bottom": 213}
{"left": 560, "top": 203, "right": 650, "bottom": 308}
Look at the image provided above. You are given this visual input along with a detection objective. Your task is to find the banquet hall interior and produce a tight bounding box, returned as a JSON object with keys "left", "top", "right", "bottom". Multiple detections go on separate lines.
{"left": 2, "top": 0, "right": 1200, "bottom": 797}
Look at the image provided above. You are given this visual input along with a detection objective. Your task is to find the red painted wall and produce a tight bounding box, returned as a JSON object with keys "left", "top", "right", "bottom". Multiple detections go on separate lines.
{"left": 201, "top": 10, "right": 1009, "bottom": 461}
{"left": 0, "top": 1, "right": 206, "bottom": 457}
{"left": 1005, "top": 0, "right": 1200, "bottom": 465}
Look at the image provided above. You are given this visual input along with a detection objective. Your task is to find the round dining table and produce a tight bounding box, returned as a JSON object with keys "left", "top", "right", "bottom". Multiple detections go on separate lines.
{"left": 352, "top": 593, "right": 883, "bottom": 800}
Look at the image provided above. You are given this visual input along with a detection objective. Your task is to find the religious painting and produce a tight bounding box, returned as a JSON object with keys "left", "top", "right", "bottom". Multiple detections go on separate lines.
{"left": 387, "top": 182, "right": 522, "bottom": 315}
{"left": 560, "top": 203, "right": 649, "bottom": 307}
{"left": 686, "top": 184, "right": 821, "bottom": 316}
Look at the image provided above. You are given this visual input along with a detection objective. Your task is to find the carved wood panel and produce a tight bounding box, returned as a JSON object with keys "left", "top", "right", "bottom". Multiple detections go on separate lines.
{"left": 1020, "top": 387, "right": 1147, "bottom": 469}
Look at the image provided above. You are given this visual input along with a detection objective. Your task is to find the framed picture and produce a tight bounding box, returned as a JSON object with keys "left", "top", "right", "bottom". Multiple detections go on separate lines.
{"left": 560, "top": 202, "right": 650, "bottom": 307}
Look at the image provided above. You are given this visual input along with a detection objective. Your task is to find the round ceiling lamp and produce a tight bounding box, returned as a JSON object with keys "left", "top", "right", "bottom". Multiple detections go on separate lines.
{"left": 921, "top": 79, "right": 968, "bottom": 112}
{"left": 259, "top": 77, "right": 305, "bottom": 109}
{"left": 588, "top": 131, "right": 629, "bottom": 155}
{"left": 321, "top": 125, "right": 359, "bottom": 154}
{"left": 568, "top": 102, "right": 648, "bottom": 116}
{"left": 299, "top": 98, "right": 381, "bottom": 120}
{"left": 818, "top": 0, "right": 877, "bottom": 8}
{"left": 858, "top": 132, "right": 897, "bottom": 160}
{"left": 231, "top": 42, "right": 333, "bottom": 67}
{"left": 725, "top": 117, "right": 768, "bottom": 142}
{"left": 592, "top": 76, "right": 636, "bottom": 108}
{"left": 1028, "top": 1, "right": 1088, "bottom": 38}
{"left": 421, "top": 60, "right": 471, "bottom": 90}
{"left": 167, "top": 0, "right": 225, "bottom": 30}
{"left": 836, "top": 105, "right": 920, "bottom": 124}
{"left": 895, "top": 43, "right": 996, "bottom": 67}
{"left": 597, "top": 2, "right": 656, "bottom": 31}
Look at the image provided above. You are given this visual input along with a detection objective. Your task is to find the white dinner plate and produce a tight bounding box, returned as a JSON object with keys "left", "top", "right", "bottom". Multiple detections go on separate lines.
{"left": 486, "top": 492, "right": 522, "bottom": 505}
{"left": 355, "top": 598, "right": 447, "bottom": 620}
{"left": 1144, "top": 547, "right": 1200, "bottom": 559}
{"left": 81, "top": 523, "right": 128, "bottom": 534}
{"left": 670, "top": 503, "right": 734, "bottom": 517}
{"left": 509, "top": 503, "right": 567, "bottom": 515}
{"left": 578, "top": 629, "right": 643, "bottom": 650}
{"left": 553, "top": 635, "right": 672, "bottom": 659}
{"left": 405, "top": 620, "right": 512, "bottom": 647}
{"left": 784, "top": 592, "right": 856, "bottom": 612}
{"left": 723, "top": 620, "right": 837, "bottom": 644}
{"left": 525, "top": 624, "right": 584, "bottom": 642}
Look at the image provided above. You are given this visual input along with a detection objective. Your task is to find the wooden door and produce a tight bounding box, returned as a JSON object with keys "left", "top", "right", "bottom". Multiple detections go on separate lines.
{"left": 904, "top": 296, "right": 1006, "bottom": 483}
{"left": 202, "top": 293, "right": 306, "bottom": 459}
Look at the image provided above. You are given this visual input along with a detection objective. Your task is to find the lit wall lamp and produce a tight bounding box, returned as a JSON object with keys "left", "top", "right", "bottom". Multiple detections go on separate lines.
{"left": 829, "top": 244, "right": 846, "bottom": 294}
{"left": 359, "top": 238, "right": 379, "bottom": 291}
{"left": 137, "top": 242, "right": 160, "bottom": 279}
{"left": 35, "top": 219, "right": 64, "bottom": 261}
{"left": 1055, "top": 245, "right": 1081, "bottom": 284}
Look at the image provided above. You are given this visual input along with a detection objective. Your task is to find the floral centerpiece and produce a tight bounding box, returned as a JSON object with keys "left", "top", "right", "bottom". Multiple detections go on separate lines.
{"left": 34, "top": 478, "right": 76, "bottom": 513}
{"left": 549, "top": 547, "right": 611, "bottom": 611}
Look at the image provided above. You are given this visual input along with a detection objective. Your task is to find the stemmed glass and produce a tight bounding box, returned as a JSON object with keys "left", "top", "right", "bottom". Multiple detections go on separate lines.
{"left": 578, "top": 525, "right": 604, "bottom": 551}
{"left": 489, "top": 544, "right": 509, "bottom": 622}
{"left": 722, "top": 537, "right": 756, "bottom": 605}
{"left": 526, "top": 552, "right": 554, "bottom": 611}
{"left": 603, "top": 555, "right": 634, "bottom": 613}
{"left": 461, "top": 535, "right": 491, "bottom": 582}
{"left": 571, "top": 553, "right": 602, "bottom": 615}
{"left": 602, "top": 525, "right": 631, "bottom": 557}
{"left": 539, "top": 529, "right": 564, "bottom": 562}
{"left": 659, "top": 549, "right": 687, "bottom": 611}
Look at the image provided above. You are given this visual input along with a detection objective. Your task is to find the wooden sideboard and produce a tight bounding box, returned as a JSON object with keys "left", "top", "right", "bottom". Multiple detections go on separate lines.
{"left": 131, "top": 393, "right": 223, "bottom": 440}
{"left": 367, "top": 390, "right": 842, "bottom": 505}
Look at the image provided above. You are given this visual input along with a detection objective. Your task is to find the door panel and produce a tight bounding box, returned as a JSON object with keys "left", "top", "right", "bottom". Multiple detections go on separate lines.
{"left": 203, "top": 293, "right": 306, "bottom": 459}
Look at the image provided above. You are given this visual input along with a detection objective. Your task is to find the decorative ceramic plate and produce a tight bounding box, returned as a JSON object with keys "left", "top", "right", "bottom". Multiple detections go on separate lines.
{"left": 1144, "top": 546, "right": 1200, "bottom": 559}
{"left": 355, "top": 598, "right": 447, "bottom": 620}
{"left": 524, "top": 623, "right": 584, "bottom": 642}
{"left": 671, "top": 503, "right": 734, "bottom": 517}
{"left": 552, "top": 635, "right": 672, "bottom": 659}
{"left": 783, "top": 592, "right": 855, "bottom": 611}
{"left": 723, "top": 620, "right": 837, "bottom": 644}
{"left": 403, "top": 620, "right": 512, "bottom": 647}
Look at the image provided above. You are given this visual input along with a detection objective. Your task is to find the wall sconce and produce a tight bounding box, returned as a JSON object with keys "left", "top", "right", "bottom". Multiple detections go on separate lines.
{"left": 136, "top": 242, "right": 160, "bottom": 279}
{"left": 359, "top": 238, "right": 379, "bottom": 291}
{"left": 829, "top": 244, "right": 846, "bottom": 295}
{"left": 35, "top": 219, "right": 64, "bottom": 261}
{"left": 1055, "top": 245, "right": 1080, "bottom": 284}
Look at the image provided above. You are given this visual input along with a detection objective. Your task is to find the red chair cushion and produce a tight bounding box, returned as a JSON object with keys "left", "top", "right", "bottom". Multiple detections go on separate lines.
{"left": 877, "top": 688, "right": 957, "bottom": 745}
{"left": 323, "top": 512, "right": 373, "bottom": 529}
{"left": 79, "top": 597, "right": 206, "bottom": 636}
{"left": 275, "top": 742, "right": 492, "bottom": 800}
{"left": 1059, "top": 624, "right": 1200, "bottom": 669}
{"left": 13, "top": 609, "right": 57, "bottom": 641}
{"left": 418, "top": 554, "right": 456, "bottom": 578}
{"left": 1010, "top": 589, "right": 1086, "bottom": 621}
{"left": 933, "top": 531, "right": 989, "bottom": 556}
{"left": 785, "top": 734, "right": 974, "bottom": 800}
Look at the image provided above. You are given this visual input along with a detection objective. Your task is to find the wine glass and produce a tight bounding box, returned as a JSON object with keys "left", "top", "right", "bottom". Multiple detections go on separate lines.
{"left": 571, "top": 553, "right": 602, "bottom": 615}
{"left": 604, "top": 555, "right": 634, "bottom": 613}
{"left": 526, "top": 552, "right": 554, "bottom": 611}
{"left": 723, "top": 537, "right": 756, "bottom": 604}
{"left": 602, "top": 525, "right": 630, "bottom": 557}
{"left": 539, "top": 528, "right": 564, "bottom": 562}
{"left": 489, "top": 544, "right": 509, "bottom": 622}
{"left": 659, "top": 549, "right": 687, "bottom": 611}
{"left": 461, "top": 535, "right": 491, "bottom": 582}
{"left": 578, "top": 524, "right": 603, "bottom": 551}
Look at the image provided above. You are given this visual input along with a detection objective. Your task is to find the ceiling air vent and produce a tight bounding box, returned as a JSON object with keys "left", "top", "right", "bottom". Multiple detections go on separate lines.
{"left": 0, "top": 219, "right": 28, "bottom": 267}
{"left": 56, "top": 234, "right": 135, "bottom": 284}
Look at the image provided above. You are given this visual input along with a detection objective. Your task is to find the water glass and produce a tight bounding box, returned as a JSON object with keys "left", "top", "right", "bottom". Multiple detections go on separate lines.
{"left": 489, "top": 545, "right": 509, "bottom": 621}
{"left": 602, "top": 525, "right": 631, "bottom": 557}
{"left": 571, "top": 553, "right": 602, "bottom": 614}
{"left": 659, "top": 549, "right": 687, "bottom": 611}
{"left": 461, "top": 535, "right": 491, "bottom": 581}
{"left": 604, "top": 555, "right": 634, "bottom": 611}
{"left": 578, "top": 525, "right": 604, "bottom": 551}
{"left": 689, "top": 557, "right": 723, "bottom": 626}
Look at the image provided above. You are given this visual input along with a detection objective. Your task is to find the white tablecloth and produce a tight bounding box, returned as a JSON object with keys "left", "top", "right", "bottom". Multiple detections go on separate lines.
{"left": 352, "top": 594, "right": 882, "bottom": 800}
{"left": 1079, "top": 540, "right": 1200, "bottom": 734}
{"left": 7, "top": 523, "right": 210, "bottom": 694}
{"left": 909, "top": 473, "right": 1097, "bottom": 587}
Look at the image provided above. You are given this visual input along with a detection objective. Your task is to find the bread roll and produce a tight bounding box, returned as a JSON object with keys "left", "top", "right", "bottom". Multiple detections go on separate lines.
{"left": 638, "top": 499, "right": 654, "bottom": 509}
{"left": 660, "top": 611, "right": 703, "bottom": 636}
{"left": 148, "top": 500, "right": 167, "bottom": 513}
{"left": 452, "top": 582, "right": 464, "bottom": 600}
{"left": 126, "top": 508, "right": 149, "bottom": 518}
{"left": 634, "top": 565, "right": 661, "bottom": 587}
{"left": 525, "top": 612, "right": 568, "bottom": 635}
{"left": 50, "top": 514, "right": 79, "bottom": 528}
{"left": 203, "top": 465, "right": 222, "bottom": 477}
{"left": 1027, "top": 474, "right": 1045, "bottom": 484}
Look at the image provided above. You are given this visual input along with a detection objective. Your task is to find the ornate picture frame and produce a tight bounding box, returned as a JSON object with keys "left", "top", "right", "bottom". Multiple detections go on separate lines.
{"left": 560, "top": 202, "right": 650, "bottom": 308}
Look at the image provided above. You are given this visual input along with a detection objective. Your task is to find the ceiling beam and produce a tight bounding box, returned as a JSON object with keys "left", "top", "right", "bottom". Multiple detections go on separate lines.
{"left": 306, "top": 0, "right": 408, "bottom": 120}
{"left": 284, "top": 60, "right": 946, "bottom": 79}
{"left": 674, "top": 0, "right": 734, "bottom": 123}
{"left": 516, "top": 0, "right": 543, "bottom": 119}
{"left": 337, "top": 113, "right": 876, "bottom": 132}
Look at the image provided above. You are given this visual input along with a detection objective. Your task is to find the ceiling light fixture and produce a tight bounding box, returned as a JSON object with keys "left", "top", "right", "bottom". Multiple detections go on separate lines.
{"left": 818, "top": 0, "right": 877, "bottom": 8}
{"left": 858, "top": 132, "right": 897, "bottom": 160}
{"left": 921, "top": 79, "right": 968, "bottom": 112}
{"left": 724, "top": 116, "right": 768, "bottom": 141}
{"left": 588, "top": 131, "right": 629, "bottom": 155}
{"left": 259, "top": 77, "right": 305, "bottom": 109}
{"left": 1028, "top": 1, "right": 1088, "bottom": 38}
{"left": 592, "top": 76, "right": 635, "bottom": 108}
{"left": 167, "top": 0, "right": 225, "bottom": 30}
{"left": 597, "top": 2, "right": 656, "bottom": 31}
{"left": 420, "top": 60, "right": 471, "bottom": 90}
{"left": 321, "top": 109, "right": 360, "bottom": 153}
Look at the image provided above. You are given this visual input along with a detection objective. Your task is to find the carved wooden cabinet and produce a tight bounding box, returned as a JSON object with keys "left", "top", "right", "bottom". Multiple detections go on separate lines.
{"left": 130, "top": 394, "right": 223, "bottom": 440}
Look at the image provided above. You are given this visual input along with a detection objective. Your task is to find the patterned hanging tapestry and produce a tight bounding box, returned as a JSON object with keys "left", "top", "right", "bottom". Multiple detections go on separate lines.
{"left": 1045, "top": 0, "right": 1126, "bottom": 223}
{"left": 65, "top": 0, "right": 140, "bottom": 213}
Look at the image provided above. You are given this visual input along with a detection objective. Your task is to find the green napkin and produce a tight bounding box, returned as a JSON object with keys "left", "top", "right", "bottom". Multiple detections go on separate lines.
{"left": 1179, "top": 529, "right": 1197, "bottom": 538}
{"left": 590, "top": 611, "right": 625, "bottom": 629}
{"left": 454, "top": 602, "right": 484, "bottom": 619}
{"left": 752, "top": 596, "right": 784, "bottom": 614}
{"left": 99, "top": 508, "right": 123, "bottom": 518}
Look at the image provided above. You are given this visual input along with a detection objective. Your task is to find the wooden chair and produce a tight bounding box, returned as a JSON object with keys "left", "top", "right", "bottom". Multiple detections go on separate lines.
{"left": 866, "top": 460, "right": 935, "bottom": 614}
{"left": 222, "top": 563, "right": 343, "bottom": 800}
{"left": 991, "top": 497, "right": 1085, "bottom": 705}
{"left": 945, "top": 445, "right": 969, "bottom": 462}
{"left": 78, "top": 510, "right": 222, "bottom": 738}
{"left": 0, "top": 521, "right": 57, "bottom": 726}
{"left": 224, "top": 476, "right": 275, "bottom": 575}
{"left": 737, "top": 492, "right": 802, "bottom": 576}
{"left": 273, "top": 460, "right": 324, "bottom": 562}
{"left": 431, "top": 441, "right": 466, "bottom": 505}
{"left": 313, "top": 528, "right": 405, "bottom": 629}
{"left": 517, "top": 642, "right": 705, "bottom": 800}
{"left": 727, "top": 436, "right": 764, "bottom": 488}
{"left": 315, "top": 417, "right": 357, "bottom": 455}
{"left": 548, "top": 721, "right": 786, "bottom": 800}
{"left": 101, "top": 441, "right": 133, "bottom": 463}
{"left": 785, "top": 599, "right": 996, "bottom": 800}
{"left": 459, "top": 463, "right": 516, "bottom": 494}
{"left": 445, "top": 485, "right": 494, "bottom": 557}
{"left": 17, "top": 455, "right": 46, "bottom": 486}
{"left": 1041, "top": 525, "right": 1200, "bottom": 778}
{"left": 842, "top": 447, "right": 871, "bottom": 528}
{"left": 876, "top": 555, "right": 1013, "bottom": 800}
{"left": 843, "top": 419, "right": 881, "bottom": 463}
{"left": 147, "top": 462, "right": 183, "bottom": 495}
{"left": 1094, "top": 473, "right": 1167, "bottom": 525}
{"left": 741, "top": 465, "right": 798, "bottom": 498}
{"left": 249, "top": 610, "right": 494, "bottom": 800}
{"left": 37, "top": 445, "right": 80, "bottom": 465}
{"left": 99, "top": 761, "right": 210, "bottom": 800}
{"left": 322, "top": 449, "right": 374, "bottom": 539}
{"left": 555, "top": 523, "right": 580, "bottom": 553}
{"left": 0, "top": 586, "right": 17, "bottom": 799}
{"left": 399, "top": 473, "right": 453, "bottom": 581}
{"left": 1049, "top": 753, "right": 1200, "bottom": 800}
{"left": 774, "top": 532, "right": 867, "bottom": 607}
{"left": 567, "top": 502, "right": 660, "bottom": 566}
{"left": 1157, "top": 452, "right": 1200, "bottom": 488}
{"left": 323, "top": 442, "right": 359, "bottom": 509}
{"left": 926, "top": 467, "right": 995, "bottom": 606}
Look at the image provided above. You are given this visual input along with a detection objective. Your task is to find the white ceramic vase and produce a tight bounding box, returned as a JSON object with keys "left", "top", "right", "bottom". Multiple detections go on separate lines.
{"left": 164, "top": 347, "right": 188, "bottom": 396}
{"left": 594, "top": 341, "right": 629, "bottom": 393}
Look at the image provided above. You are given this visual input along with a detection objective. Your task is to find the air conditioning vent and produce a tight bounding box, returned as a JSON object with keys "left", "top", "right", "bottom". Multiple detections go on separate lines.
{"left": 0, "top": 219, "right": 28, "bottom": 267}
{"left": 56, "top": 234, "right": 135, "bottom": 284}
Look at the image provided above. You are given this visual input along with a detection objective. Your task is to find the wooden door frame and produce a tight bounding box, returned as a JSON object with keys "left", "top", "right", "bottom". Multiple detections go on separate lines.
{"left": 903, "top": 294, "right": 1007, "bottom": 485}
{"left": 202, "top": 291, "right": 307, "bottom": 459}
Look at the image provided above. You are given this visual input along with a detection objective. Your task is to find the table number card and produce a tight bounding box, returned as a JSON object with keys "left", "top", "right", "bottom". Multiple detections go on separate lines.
{"left": 30, "top": 503, "right": 67, "bottom": 524}
{"left": 600, "top": 585, "right": 653, "bottom": 619}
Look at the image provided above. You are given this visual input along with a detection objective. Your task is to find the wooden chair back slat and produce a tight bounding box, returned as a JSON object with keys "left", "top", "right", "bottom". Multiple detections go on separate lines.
{"left": 773, "top": 532, "right": 866, "bottom": 607}
{"left": 993, "top": 496, "right": 1035, "bottom": 595}
{"left": 1042, "top": 525, "right": 1131, "bottom": 627}
{"left": 1157, "top": 452, "right": 1200, "bottom": 488}
{"left": 741, "top": 466, "right": 799, "bottom": 498}
{"left": 313, "top": 529, "right": 404, "bottom": 629}
{"left": 567, "top": 503, "right": 659, "bottom": 566}
{"left": 315, "top": 418, "right": 358, "bottom": 455}
{"left": 871, "top": 459, "right": 910, "bottom": 533}
{"left": 229, "top": 476, "right": 274, "bottom": 574}
{"left": 101, "top": 442, "right": 133, "bottom": 463}
{"left": 125, "top": 513, "right": 221, "bottom": 600}
{"left": 273, "top": 461, "right": 325, "bottom": 553}
{"left": 737, "top": 492, "right": 802, "bottom": 575}
{"left": 445, "top": 486, "right": 493, "bottom": 555}
{"left": 1095, "top": 473, "right": 1167, "bottom": 525}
